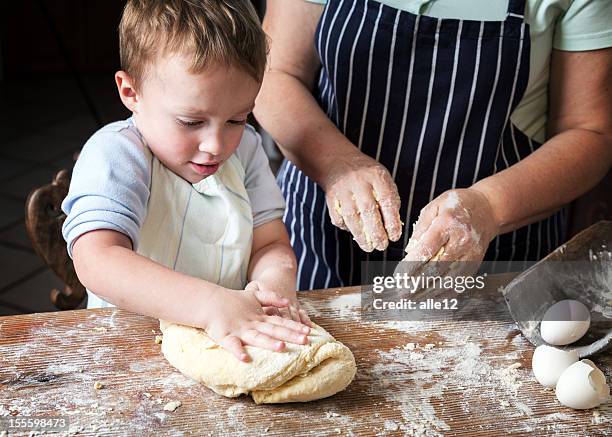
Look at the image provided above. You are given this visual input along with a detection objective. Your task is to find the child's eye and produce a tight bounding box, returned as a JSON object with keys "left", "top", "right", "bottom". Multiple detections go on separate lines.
{"left": 228, "top": 119, "right": 247, "bottom": 126}
{"left": 176, "top": 118, "right": 203, "bottom": 127}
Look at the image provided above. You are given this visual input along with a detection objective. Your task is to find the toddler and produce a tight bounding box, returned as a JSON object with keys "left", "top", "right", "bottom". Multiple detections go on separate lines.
{"left": 62, "top": 0, "right": 311, "bottom": 362}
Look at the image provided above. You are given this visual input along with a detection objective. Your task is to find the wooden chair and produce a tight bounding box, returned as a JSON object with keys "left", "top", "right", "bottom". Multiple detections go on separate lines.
{"left": 25, "top": 169, "right": 86, "bottom": 310}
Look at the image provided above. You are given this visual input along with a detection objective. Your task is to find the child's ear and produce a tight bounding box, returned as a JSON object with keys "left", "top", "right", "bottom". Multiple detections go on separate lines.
{"left": 115, "top": 71, "right": 140, "bottom": 113}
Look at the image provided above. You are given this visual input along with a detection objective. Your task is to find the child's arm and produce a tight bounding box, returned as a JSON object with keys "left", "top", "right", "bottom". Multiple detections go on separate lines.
{"left": 247, "top": 218, "right": 312, "bottom": 326}
{"left": 72, "top": 229, "right": 310, "bottom": 362}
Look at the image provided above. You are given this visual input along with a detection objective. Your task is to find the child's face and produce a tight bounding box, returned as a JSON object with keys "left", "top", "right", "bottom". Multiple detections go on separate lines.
{"left": 124, "top": 55, "right": 261, "bottom": 184}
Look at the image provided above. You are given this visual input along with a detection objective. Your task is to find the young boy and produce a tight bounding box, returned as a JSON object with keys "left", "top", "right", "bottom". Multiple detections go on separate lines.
{"left": 62, "top": 0, "right": 311, "bottom": 362}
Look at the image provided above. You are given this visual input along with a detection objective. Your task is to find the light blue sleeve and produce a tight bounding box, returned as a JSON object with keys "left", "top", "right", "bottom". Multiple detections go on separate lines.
{"left": 61, "top": 121, "right": 152, "bottom": 257}
{"left": 236, "top": 126, "right": 286, "bottom": 227}
{"left": 553, "top": 0, "right": 612, "bottom": 51}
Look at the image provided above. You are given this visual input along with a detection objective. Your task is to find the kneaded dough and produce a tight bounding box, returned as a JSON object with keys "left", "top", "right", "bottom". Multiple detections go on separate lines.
{"left": 159, "top": 320, "right": 357, "bottom": 404}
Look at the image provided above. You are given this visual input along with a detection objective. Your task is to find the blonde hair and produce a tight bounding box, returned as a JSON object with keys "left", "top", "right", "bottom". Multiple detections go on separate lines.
{"left": 119, "top": 0, "right": 267, "bottom": 89}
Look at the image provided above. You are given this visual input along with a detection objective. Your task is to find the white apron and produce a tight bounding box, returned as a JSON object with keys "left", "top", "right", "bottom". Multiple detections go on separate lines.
{"left": 87, "top": 149, "right": 253, "bottom": 308}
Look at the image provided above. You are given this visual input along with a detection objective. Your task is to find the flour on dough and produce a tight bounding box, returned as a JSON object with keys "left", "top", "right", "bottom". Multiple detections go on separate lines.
{"left": 159, "top": 320, "right": 357, "bottom": 404}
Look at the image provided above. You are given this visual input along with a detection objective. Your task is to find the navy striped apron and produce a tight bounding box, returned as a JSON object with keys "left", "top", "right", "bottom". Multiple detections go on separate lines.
{"left": 278, "top": 0, "right": 567, "bottom": 290}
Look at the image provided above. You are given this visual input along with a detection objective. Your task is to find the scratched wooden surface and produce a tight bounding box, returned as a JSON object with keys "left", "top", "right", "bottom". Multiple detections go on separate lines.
{"left": 0, "top": 275, "right": 610, "bottom": 436}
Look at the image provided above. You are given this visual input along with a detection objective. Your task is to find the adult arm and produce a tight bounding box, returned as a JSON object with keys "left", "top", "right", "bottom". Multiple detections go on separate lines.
{"left": 254, "top": 0, "right": 402, "bottom": 252}
{"left": 404, "top": 48, "right": 612, "bottom": 262}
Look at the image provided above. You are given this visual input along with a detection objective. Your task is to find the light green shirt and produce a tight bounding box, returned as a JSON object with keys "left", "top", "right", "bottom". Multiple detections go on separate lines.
{"left": 305, "top": 0, "right": 612, "bottom": 143}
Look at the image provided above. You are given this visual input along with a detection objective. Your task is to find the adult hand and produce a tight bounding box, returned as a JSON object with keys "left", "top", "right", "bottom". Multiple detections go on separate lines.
{"left": 403, "top": 189, "right": 499, "bottom": 264}
{"left": 323, "top": 150, "right": 402, "bottom": 252}
{"left": 205, "top": 287, "right": 311, "bottom": 362}
{"left": 245, "top": 281, "right": 313, "bottom": 327}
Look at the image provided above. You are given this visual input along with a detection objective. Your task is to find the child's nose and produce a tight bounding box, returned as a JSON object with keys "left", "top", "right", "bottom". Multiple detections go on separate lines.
{"left": 198, "top": 131, "right": 224, "bottom": 156}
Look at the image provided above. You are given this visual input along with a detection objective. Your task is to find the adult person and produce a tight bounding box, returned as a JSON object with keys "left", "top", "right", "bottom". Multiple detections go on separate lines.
{"left": 254, "top": 0, "right": 612, "bottom": 290}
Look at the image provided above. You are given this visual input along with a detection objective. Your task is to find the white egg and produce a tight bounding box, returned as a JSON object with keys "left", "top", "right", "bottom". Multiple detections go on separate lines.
{"left": 556, "top": 360, "right": 610, "bottom": 409}
{"left": 531, "top": 345, "right": 578, "bottom": 388}
{"left": 540, "top": 299, "right": 590, "bottom": 345}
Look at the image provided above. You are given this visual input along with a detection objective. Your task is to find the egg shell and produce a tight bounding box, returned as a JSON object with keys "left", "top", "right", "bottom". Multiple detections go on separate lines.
{"left": 531, "top": 345, "right": 578, "bottom": 388}
{"left": 540, "top": 299, "right": 590, "bottom": 346}
{"left": 555, "top": 360, "right": 610, "bottom": 409}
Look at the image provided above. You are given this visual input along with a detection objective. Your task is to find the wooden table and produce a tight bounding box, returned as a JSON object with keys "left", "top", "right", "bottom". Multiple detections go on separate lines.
{"left": 1, "top": 275, "right": 610, "bottom": 436}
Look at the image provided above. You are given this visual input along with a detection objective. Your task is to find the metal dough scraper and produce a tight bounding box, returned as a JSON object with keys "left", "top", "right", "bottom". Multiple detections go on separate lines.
{"left": 502, "top": 220, "right": 612, "bottom": 358}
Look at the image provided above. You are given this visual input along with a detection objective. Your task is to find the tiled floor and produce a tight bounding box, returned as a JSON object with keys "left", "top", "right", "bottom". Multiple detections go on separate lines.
{"left": 0, "top": 73, "right": 282, "bottom": 317}
{"left": 0, "top": 73, "right": 129, "bottom": 316}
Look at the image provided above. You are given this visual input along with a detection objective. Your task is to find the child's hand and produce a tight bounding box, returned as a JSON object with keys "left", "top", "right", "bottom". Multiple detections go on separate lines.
{"left": 263, "top": 300, "right": 313, "bottom": 327}
{"left": 246, "top": 281, "right": 313, "bottom": 327}
{"left": 205, "top": 286, "right": 311, "bottom": 362}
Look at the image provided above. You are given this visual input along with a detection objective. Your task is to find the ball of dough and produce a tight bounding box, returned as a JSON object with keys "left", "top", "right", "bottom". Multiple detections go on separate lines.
{"left": 159, "top": 320, "right": 357, "bottom": 404}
